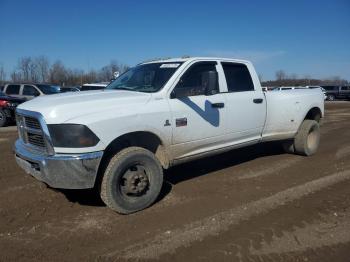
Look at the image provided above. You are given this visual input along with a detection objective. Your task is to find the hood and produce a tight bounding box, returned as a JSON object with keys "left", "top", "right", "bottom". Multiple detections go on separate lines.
{"left": 17, "top": 89, "right": 152, "bottom": 124}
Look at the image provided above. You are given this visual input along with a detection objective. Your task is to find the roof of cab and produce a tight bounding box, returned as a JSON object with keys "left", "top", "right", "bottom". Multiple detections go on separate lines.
{"left": 141, "top": 57, "right": 250, "bottom": 65}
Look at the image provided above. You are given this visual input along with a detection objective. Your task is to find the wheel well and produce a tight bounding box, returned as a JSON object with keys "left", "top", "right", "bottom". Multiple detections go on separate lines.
{"left": 305, "top": 107, "right": 322, "bottom": 122}
{"left": 95, "top": 131, "right": 169, "bottom": 188}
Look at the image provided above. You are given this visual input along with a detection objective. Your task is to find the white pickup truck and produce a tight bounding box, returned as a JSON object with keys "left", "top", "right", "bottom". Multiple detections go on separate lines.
{"left": 14, "top": 57, "right": 324, "bottom": 214}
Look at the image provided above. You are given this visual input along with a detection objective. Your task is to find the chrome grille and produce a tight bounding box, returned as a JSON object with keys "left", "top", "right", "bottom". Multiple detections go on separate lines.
{"left": 27, "top": 132, "right": 46, "bottom": 148}
{"left": 16, "top": 113, "right": 47, "bottom": 153}
{"left": 25, "top": 117, "right": 41, "bottom": 129}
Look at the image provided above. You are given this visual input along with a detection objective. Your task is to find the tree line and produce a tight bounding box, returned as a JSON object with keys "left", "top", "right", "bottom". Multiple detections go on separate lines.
{"left": 261, "top": 70, "right": 349, "bottom": 87}
{"left": 0, "top": 56, "right": 129, "bottom": 87}
{"left": 0, "top": 58, "right": 349, "bottom": 87}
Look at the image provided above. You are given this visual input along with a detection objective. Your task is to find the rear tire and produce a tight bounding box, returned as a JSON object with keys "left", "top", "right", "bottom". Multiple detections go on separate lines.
{"left": 0, "top": 110, "right": 7, "bottom": 127}
{"left": 294, "top": 120, "right": 320, "bottom": 156}
{"left": 100, "top": 147, "right": 163, "bottom": 214}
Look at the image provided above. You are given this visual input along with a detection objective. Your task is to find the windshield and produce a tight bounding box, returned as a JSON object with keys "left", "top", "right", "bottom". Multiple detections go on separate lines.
{"left": 106, "top": 62, "right": 183, "bottom": 93}
{"left": 36, "top": 84, "right": 61, "bottom": 94}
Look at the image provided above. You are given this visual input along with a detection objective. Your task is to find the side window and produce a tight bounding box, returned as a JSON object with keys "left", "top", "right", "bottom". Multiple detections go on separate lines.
{"left": 23, "top": 85, "right": 40, "bottom": 96}
{"left": 5, "top": 84, "right": 21, "bottom": 95}
{"left": 222, "top": 62, "right": 254, "bottom": 92}
{"left": 174, "top": 62, "right": 218, "bottom": 97}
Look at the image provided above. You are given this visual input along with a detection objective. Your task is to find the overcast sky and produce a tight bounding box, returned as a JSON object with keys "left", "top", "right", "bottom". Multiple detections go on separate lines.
{"left": 0, "top": 0, "right": 349, "bottom": 80}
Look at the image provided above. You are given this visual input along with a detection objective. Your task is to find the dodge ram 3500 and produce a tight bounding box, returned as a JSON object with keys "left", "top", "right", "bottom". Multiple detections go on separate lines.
{"left": 14, "top": 57, "right": 324, "bottom": 214}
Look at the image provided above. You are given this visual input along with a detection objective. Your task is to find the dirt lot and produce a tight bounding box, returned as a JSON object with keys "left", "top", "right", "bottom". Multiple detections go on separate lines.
{"left": 1, "top": 102, "right": 350, "bottom": 262}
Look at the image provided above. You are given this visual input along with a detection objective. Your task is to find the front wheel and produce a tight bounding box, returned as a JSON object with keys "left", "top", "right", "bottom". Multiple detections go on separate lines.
{"left": 100, "top": 147, "right": 163, "bottom": 214}
{"left": 0, "top": 109, "right": 7, "bottom": 127}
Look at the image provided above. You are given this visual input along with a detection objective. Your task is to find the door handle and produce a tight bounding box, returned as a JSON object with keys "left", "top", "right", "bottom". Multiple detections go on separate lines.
{"left": 211, "top": 102, "right": 225, "bottom": 108}
{"left": 253, "top": 98, "right": 263, "bottom": 104}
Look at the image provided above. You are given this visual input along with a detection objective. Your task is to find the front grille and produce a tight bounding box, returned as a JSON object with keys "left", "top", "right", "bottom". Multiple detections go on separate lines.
{"left": 27, "top": 133, "right": 46, "bottom": 148}
{"left": 16, "top": 113, "right": 48, "bottom": 153}
{"left": 25, "top": 117, "right": 41, "bottom": 129}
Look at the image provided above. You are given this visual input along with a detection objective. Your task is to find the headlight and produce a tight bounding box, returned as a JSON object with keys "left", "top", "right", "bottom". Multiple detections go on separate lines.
{"left": 48, "top": 124, "right": 100, "bottom": 148}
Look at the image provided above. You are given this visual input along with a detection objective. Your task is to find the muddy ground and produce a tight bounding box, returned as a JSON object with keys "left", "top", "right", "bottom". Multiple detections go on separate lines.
{"left": 1, "top": 102, "right": 350, "bottom": 262}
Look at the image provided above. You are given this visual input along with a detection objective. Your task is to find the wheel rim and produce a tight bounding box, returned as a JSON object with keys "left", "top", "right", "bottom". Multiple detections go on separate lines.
{"left": 118, "top": 163, "right": 150, "bottom": 199}
{"left": 307, "top": 125, "right": 319, "bottom": 151}
{"left": 328, "top": 95, "right": 334, "bottom": 101}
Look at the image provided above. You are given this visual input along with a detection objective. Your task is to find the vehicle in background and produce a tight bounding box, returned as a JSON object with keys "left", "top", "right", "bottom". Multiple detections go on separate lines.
{"left": 80, "top": 83, "right": 108, "bottom": 91}
{"left": 60, "top": 86, "right": 81, "bottom": 93}
{"left": 322, "top": 86, "right": 350, "bottom": 101}
{"left": 3, "top": 84, "right": 61, "bottom": 100}
{"left": 271, "top": 86, "right": 308, "bottom": 91}
{"left": 0, "top": 90, "right": 26, "bottom": 127}
{"left": 14, "top": 57, "right": 324, "bottom": 214}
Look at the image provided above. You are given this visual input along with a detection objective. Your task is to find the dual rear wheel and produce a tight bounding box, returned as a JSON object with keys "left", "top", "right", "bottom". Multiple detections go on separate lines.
{"left": 282, "top": 120, "right": 320, "bottom": 156}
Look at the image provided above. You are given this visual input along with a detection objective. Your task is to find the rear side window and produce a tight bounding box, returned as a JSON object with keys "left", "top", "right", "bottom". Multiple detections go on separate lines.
{"left": 222, "top": 63, "right": 254, "bottom": 92}
{"left": 5, "top": 84, "right": 20, "bottom": 95}
{"left": 23, "top": 85, "right": 40, "bottom": 96}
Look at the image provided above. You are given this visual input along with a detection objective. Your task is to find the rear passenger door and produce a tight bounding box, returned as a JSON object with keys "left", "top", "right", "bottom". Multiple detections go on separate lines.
{"left": 5, "top": 84, "right": 21, "bottom": 98}
{"left": 220, "top": 62, "right": 266, "bottom": 143}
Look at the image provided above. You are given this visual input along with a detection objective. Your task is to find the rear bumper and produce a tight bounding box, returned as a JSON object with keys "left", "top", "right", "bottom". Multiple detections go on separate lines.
{"left": 14, "top": 139, "right": 103, "bottom": 189}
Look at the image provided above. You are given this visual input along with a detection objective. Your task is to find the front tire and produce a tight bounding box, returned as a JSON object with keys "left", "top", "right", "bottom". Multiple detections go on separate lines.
{"left": 0, "top": 109, "right": 7, "bottom": 127}
{"left": 100, "top": 147, "right": 163, "bottom": 214}
{"left": 294, "top": 120, "right": 320, "bottom": 156}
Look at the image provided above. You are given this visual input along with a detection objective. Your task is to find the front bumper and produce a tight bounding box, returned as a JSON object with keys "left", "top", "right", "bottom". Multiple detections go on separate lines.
{"left": 14, "top": 139, "right": 103, "bottom": 189}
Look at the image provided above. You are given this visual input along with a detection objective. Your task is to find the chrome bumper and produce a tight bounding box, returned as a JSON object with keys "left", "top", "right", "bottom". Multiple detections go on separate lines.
{"left": 14, "top": 139, "right": 103, "bottom": 189}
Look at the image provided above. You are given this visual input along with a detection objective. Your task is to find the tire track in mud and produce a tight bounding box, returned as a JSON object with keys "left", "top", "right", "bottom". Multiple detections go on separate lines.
{"left": 105, "top": 170, "right": 350, "bottom": 260}
{"left": 336, "top": 145, "right": 350, "bottom": 159}
{"left": 236, "top": 157, "right": 302, "bottom": 180}
{"left": 250, "top": 209, "right": 350, "bottom": 256}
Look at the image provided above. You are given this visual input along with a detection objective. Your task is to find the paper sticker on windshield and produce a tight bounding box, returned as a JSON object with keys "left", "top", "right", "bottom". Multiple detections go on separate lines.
{"left": 160, "top": 63, "right": 180, "bottom": 68}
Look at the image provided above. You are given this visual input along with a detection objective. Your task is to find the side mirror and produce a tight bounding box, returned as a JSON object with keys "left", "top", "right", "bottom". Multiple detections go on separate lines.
{"left": 202, "top": 71, "right": 218, "bottom": 96}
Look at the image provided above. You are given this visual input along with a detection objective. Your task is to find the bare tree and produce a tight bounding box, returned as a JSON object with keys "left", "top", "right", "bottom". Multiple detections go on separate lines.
{"left": 10, "top": 70, "right": 22, "bottom": 82}
{"left": 49, "top": 60, "right": 67, "bottom": 86}
{"left": 18, "top": 57, "right": 32, "bottom": 81}
{"left": 29, "top": 62, "right": 39, "bottom": 83}
{"left": 275, "top": 70, "right": 286, "bottom": 81}
{"left": 35, "top": 56, "right": 50, "bottom": 82}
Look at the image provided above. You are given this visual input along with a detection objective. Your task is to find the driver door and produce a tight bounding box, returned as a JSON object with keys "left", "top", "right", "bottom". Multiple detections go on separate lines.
{"left": 168, "top": 61, "right": 228, "bottom": 159}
